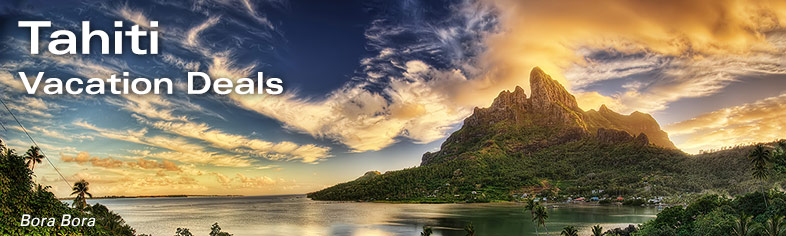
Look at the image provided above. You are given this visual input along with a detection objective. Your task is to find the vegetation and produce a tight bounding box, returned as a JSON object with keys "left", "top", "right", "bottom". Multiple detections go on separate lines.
{"left": 463, "top": 222, "right": 475, "bottom": 236}
{"left": 591, "top": 225, "right": 603, "bottom": 236}
{"left": 309, "top": 138, "right": 786, "bottom": 202}
{"left": 560, "top": 226, "right": 578, "bottom": 236}
{"left": 636, "top": 191, "right": 786, "bottom": 236}
{"left": 533, "top": 205, "right": 549, "bottom": 235}
{"left": 23, "top": 146, "right": 43, "bottom": 171}
{"left": 72, "top": 179, "right": 93, "bottom": 211}
{"left": 420, "top": 225, "right": 432, "bottom": 236}
{"left": 0, "top": 144, "right": 136, "bottom": 235}
{"left": 209, "top": 222, "right": 233, "bottom": 236}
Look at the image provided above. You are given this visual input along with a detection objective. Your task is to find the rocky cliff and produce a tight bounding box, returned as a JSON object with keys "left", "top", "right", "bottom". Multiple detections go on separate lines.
{"left": 421, "top": 67, "right": 677, "bottom": 165}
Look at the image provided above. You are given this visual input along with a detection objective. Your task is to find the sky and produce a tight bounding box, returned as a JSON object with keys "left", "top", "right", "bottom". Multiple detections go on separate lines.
{"left": 0, "top": 0, "right": 785, "bottom": 197}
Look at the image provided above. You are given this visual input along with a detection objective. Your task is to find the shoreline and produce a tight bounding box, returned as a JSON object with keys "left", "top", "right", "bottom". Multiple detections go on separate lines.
{"left": 59, "top": 194, "right": 245, "bottom": 200}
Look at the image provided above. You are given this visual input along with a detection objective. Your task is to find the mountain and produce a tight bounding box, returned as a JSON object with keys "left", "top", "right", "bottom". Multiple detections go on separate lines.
{"left": 421, "top": 67, "right": 675, "bottom": 165}
{"left": 308, "top": 68, "right": 783, "bottom": 203}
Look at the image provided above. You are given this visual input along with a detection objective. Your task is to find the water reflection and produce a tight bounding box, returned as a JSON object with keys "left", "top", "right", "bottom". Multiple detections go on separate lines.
{"left": 87, "top": 195, "right": 657, "bottom": 236}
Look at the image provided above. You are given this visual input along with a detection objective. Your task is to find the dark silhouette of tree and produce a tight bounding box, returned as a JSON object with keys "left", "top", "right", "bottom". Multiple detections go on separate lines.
{"left": 591, "top": 225, "right": 603, "bottom": 236}
{"left": 71, "top": 179, "right": 92, "bottom": 211}
{"left": 421, "top": 226, "right": 433, "bottom": 236}
{"left": 561, "top": 226, "right": 578, "bottom": 236}
{"left": 210, "top": 222, "right": 233, "bottom": 236}
{"left": 464, "top": 222, "right": 475, "bottom": 236}
{"left": 749, "top": 144, "right": 773, "bottom": 206}
{"left": 23, "top": 146, "right": 44, "bottom": 171}
{"left": 525, "top": 198, "right": 540, "bottom": 235}
{"left": 533, "top": 205, "right": 549, "bottom": 236}
{"left": 749, "top": 144, "right": 772, "bottom": 179}
{"left": 174, "top": 228, "right": 193, "bottom": 236}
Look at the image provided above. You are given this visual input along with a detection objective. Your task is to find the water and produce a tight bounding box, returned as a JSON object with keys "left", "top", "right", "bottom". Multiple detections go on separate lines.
{"left": 87, "top": 195, "right": 658, "bottom": 236}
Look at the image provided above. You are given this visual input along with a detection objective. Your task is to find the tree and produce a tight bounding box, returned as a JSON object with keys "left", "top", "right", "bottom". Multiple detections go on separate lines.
{"left": 174, "top": 228, "right": 193, "bottom": 236}
{"left": 749, "top": 144, "right": 772, "bottom": 179}
{"left": 421, "top": 226, "right": 433, "bottom": 236}
{"left": 23, "top": 146, "right": 44, "bottom": 171}
{"left": 525, "top": 198, "right": 540, "bottom": 235}
{"left": 749, "top": 144, "right": 773, "bottom": 206}
{"left": 733, "top": 214, "right": 754, "bottom": 236}
{"left": 561, "top": 226, "right": 578, "bottom": 236}
{"left": 592, "top": 225, "right": 604, "bottom": 236}
{"left": 533, "top": 205, "right": 550, "bottom": 236}
{"left": 71, "top": 179, "right": 92, "bottom": 211}
{"left": 763, "top": 215, "right": 785, "bottom": 236}
{"left": 209, "top": 222, "right": 233, "bottom": 236}
{"left": 464, "top": 222, "right": 475, "bottom": 236}
{"left": 775, "top": 140, "right": 786, "bottom": 157}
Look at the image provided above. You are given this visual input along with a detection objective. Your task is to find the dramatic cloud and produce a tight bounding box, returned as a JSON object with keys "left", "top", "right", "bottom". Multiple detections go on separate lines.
{"left": 61, "top": 151, "right": 182, "bottom": 171}
{"left": 470, "top": 0, "right": 786, "bottom": 113}
{"left": 138, "top": 116, "right": 332, "bottom": 163}
{"left": 229, "top": 61, "right": 472, "bottom": 152}
{"left": 74, "top": 120, "right": 253, "bottom": 167}
{"left": 665, "top": 93, "right": 786, "bottom": 153}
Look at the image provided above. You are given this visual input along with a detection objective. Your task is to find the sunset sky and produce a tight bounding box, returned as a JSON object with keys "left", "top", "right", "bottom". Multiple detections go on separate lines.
{"left": 1, "top": 0, "right": 785, "bottom": 197}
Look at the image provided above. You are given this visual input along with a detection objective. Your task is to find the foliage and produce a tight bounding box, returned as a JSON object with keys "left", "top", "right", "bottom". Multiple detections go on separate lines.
{"left": 561, "top": 226, "right": 578, "bottom": 236}
{"left": 23, "top": 146, "right": 43, "bottom": 171}
{"left": 0, "top": 145, "right": 136, "bottom": 235}
{"left": 604, "top": 225, "right": 636, "bottom": 236}
{"left": 175, "top": 228, "right": 194, "bottom": 236}
{"left": 310, "top": 137, "right": 786, "bottom": 202}
{"left": 464, "top": 222, "right": 475, "bottom": 236}
{"left": 72, "top": 179, "right": 93, "bottom": 211}
{"left": 533, "top": 205, "right": 549, "bottom": 234}
{"left": 591, "top": 225, "right": 603, "bottom": 236}
{"left": 209, "top": 222, "right": 232, "bottom": 236}
{"left": 638, "top": 190, "right": 786, "bottom": 236}
{"left": 421, "top": 225, "right": 432, "bottom": 236}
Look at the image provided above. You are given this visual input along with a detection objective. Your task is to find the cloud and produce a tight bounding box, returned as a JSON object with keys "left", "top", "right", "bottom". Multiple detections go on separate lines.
{"left": 229, "top": 60, "right": 473, "bottom": 152}
{"left": 188, "top": 16, "right": 221, "bottom": 47}
{"left": 114, "top": 4, "right": 152, "bottom": 28}
{"left": 75, "top": 120, "right": 253, "bottom": 167}
{"left": 475, "top": 0, "right": 786, "bottom": 113}
{"left": 0, "top": 71, "right": 26, "bottom": 92}
{"left": 138, "top": 116, "right": 332, "bottom": 163}
{"left": 665, "top": 93, "right": 786, "bottom": 153}
{"left": 61, "top": 151, "right": 182, "bottom": 171}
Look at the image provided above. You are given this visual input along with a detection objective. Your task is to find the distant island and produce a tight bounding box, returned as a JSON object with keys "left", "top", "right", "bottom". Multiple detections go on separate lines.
{"left": 308, "top": 67, "right": 786, "bottom": 203}
{"left": 58, "top": 194, "right": 243, "bottom": 200}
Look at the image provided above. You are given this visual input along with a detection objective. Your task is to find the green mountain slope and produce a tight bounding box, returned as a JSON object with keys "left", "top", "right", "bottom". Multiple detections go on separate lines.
{"left": 308, "top": 68, "right": 783, "bottom": 202}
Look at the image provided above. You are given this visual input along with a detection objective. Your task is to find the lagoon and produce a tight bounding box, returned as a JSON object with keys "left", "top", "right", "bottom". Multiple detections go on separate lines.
{"left": 88, "top": 195, "right": 658, "bottom": 236}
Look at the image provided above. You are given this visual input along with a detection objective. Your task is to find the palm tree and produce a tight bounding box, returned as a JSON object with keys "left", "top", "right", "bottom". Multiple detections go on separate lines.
{"left": 421, "top": 226, "right": 433, "bottom": 236}
{"left": 24, "top": 146, "right": 44, "bottom": 171}
{"left": 464, "top": 222, "right": 475, "bottom": 236}
{"left": 591, "top": 225, "right": 604, "bottom": 236}
{"left": 561, "top": 226, "right": 579, "bottom": 236}
{"left": 763, "top": 215, "right": 785, "bottom": 236}
{"left": 749, "top": 144, "right": 772, "bottom": 179}
{"left": 733, "top": 214, "right": 754, "bottom": 236}
{"left": 533, "top": 205, "right": 550, "bottom": 236}
{"left": 71, "top": 179, "right": 93, "bottom": 211}
{"left": 525, "top": 198, "right": 540, "bottom": 235}
{"left": 749, "top": 144, "right": 773, "bottom": 206}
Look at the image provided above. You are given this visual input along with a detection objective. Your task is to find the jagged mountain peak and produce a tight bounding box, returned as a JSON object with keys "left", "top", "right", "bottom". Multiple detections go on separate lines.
{"left": 529, "top": 67, "right": 580, "bottom": 111}
{"left": 421, "top": 67, "right": 678, "bottom": 165}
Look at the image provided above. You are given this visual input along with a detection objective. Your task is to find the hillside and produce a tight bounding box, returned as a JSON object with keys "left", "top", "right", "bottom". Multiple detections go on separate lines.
{"left": 308, "top": 68, "right": 784, "bottom": 202}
